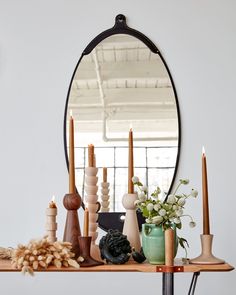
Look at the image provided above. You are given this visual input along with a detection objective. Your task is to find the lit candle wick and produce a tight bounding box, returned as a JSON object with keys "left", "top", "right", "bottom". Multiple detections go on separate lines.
{"left": 202, "top": 146, "right": 206, "bottom": 155}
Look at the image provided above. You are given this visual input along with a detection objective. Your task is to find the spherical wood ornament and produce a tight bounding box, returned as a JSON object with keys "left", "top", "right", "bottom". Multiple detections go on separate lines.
{"left": 63, "top": 193, "right": 81, "bottom": 210}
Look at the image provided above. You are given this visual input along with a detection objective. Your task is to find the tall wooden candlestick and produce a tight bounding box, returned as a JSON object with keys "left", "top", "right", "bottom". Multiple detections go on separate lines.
{"left": 202, "top": 146, "right": 210, "bottom": 235}
{"left": 69, "top": 115, "right": 75, "bottom": 194}
{"left": 128, "top": 128, "right": 134, "bottom": 194}
{"left": 63, "top": 112, "right": 81, "bottom": 258}
{"left": 122, "top": 128, "right": 141, "bottom": 252}
{"left": 190, "top": 147, "right": 224, "bottom": 265}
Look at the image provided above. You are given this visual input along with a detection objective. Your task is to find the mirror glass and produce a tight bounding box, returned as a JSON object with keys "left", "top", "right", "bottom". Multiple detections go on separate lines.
{"left": 65, "top": 34, "right": 179, "bottom": 213}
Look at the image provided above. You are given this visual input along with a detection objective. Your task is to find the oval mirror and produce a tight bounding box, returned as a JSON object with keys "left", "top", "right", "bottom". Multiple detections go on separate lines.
{"left": 64, "top": 15, "right": 181, "bottom": 232}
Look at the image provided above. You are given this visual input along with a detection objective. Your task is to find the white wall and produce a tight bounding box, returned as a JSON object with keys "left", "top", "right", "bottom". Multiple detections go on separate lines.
{"left": 0, "top": 0, "right": 235, "bottom": 293}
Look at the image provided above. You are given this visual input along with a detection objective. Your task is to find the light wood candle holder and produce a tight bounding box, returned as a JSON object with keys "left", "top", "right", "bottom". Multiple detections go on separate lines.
{"left": 101, "top": 182, "right": 110, "bottom": 212}
{"left": 190, "top": 234, "right": 225, "bottom": 265}
{"left": 46, "top": 208, "right": 57, "bottom": 243}
{"left": 63, "top": 193, "right": 81, "bottom": 258}
{"left": 85, "top": 167, "right": 102, "bottom": 261}
{"left": 122, "top": 193, "right": 141, "bottom": 252}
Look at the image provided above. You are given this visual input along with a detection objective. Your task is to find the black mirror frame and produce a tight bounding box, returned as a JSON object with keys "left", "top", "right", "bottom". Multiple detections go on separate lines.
{"left": 63, "top": 14, "right": 181, "bottom": 231}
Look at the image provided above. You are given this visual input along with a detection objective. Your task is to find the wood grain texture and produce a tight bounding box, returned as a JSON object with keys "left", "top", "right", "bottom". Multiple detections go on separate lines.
{"left": 63, "top": 193, "right": 82, "bottom": 258}
{"left": 0, "top": 259, "right": 233, "bottom": 273}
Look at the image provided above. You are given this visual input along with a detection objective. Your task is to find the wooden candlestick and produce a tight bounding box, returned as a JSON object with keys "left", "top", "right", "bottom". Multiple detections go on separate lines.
{"left": 85, "top": 166, "right": 103, "bottom": 261}
{"left": 69, "top": 115, "right": 76, "bottom": 194}
{"left": 83, "top": 208, "right": 89, "bottom": 237}
{"left": 88, "top": 144, "right": 94, "bottom": 167}
{"left": 190, "top": 234, "right": 225, "bottom": 265}
{"left": 46, "top": 196, "right": 57, "bottom": 243}
{"left": 78, "top": 236, "right": 103, "bottom": 267}
{"left": 64, "top": 113, "right": 81, "bottom": 258}
{"left": 122, "top": 193, "right": 141, "bottom": 252}
{"left": 202, "top": 147, "right": 210, "bottom": 235}
{"left": 190, "top": 147, "right": 224, "bottom": 265}
{"left": 128, "top": 129, "right": 134, "bottom": 194}
{"left": 63, "top": 193, "right": 81, "bottom": 258}
{"left": 101, "top": 182, "right": 110, "bottom": 212}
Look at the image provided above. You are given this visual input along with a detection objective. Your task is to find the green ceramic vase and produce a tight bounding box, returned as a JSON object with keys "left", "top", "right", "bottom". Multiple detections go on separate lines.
{"left": 142, "top": 223, "right": 178, "bottom": 264}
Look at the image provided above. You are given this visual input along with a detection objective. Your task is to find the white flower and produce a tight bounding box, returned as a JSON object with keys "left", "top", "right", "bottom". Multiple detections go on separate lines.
{"left": 172, "top": 205, "right": 178, "bottom": 210}
{"left": 180, "top": 179, "right": 189, "bottom": 185}
{"left": 145, "top": 218, "right": 152, "bottom": 224}
{"left": 141, "top": 185, "right": 148, "bottom": 192}
{"left": 134, "top": 200, "right": 141, "bottom": 206}
{"left": 167, "top": 194, "right": 176, "bottom": 204}
{"left": 154, "top": 203, "right": 161, "bottom": 211}
{"left": 152, "top": 216, "right": 163, "bottom": 225}
{"left": 190, "top": 189, "right": 198, "bottom": 198}
{"left": 189, "top": 221, "right": 196, "bottom": 228}
{"left": 169, "top": 217, "right": 175, "bottom": 222}
{"left": 139, "top": 192, "right": 147, "bottom": 202}
{"left": 159, "top": 209, "right": 166, "bottom": 216}
{"left": 132, "top": 176, "right": 139, "bottom": 183}
{"left": 147, "top": 203, "right": 154, "bottom": 211}
{"left": 174, "top": 217, "right": 181, "bottom": 224}
{"left": 176, "top": 209, "right": 183, "bottom": 217}
{"left": 178, "top": 198, "right": 186, "bottom": 206}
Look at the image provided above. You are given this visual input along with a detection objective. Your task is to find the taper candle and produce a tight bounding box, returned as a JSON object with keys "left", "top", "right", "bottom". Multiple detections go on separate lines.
{"left": 69, "top": 113, "right": 75, "bottom": 194}
{"left": 103, "top": 167, "right": 107, "bottom": 182}
{"left": 128, "top": 128, "right": 134, "bottom": 194}
{"left": 83, "top": 208, "right": 89, "bottom": 237}
{"left": 88, "top": 144, "right": 94, "bottom": 167}
{"left": 202, "top": 146, "right": 210, "bottom": 235}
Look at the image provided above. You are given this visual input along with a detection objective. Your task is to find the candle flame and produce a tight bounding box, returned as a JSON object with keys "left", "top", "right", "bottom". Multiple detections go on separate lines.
{"left": 202, "top": 146, "right": 206, "bottom": 155}
{"left": 129, "top": 123, "right": 133, "bottom": 131}
{"left": 52, "top": 195, "right": 55, "bottom": 203}
{"left": 70, "top": 110, "right": 73, "bottom": 117}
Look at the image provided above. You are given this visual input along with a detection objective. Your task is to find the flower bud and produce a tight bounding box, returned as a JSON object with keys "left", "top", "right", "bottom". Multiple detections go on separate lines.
{"left": 132, "top": 176, "right": 139, "bottom": 183}
{"left": 147, "top": 203, "right": 154, "bottom": 211}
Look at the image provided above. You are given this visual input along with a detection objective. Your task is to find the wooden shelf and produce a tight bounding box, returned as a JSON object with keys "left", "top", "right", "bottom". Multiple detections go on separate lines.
{"left": 0, "top": 259, "right": 233, "bottom": 273}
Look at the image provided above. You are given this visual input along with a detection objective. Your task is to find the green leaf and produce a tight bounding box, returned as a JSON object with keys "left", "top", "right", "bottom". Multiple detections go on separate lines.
{"left": 176, "top": 222, "right": 182, "bottom": 230}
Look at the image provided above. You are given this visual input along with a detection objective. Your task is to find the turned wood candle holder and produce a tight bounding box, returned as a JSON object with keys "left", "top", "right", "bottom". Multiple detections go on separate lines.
{"left": 85, "top": 167, "right": 102, "bottom": 261}
{"left": 122, "top": 193, "right": 141, "bottom": 252}
{"left": 190, "top": 234, "right": 225, "bottom": 265}
{"left": 101, "top": 182, "right": 110, "bottom": 212}
{"left": 45, "top": 208, "right": 57, "bottom": 243}
{"left": 78, "top": 236, "right": 103, "bottom": 267}
{"left": 63, "top": 192, "right": 81, "bottom": 258}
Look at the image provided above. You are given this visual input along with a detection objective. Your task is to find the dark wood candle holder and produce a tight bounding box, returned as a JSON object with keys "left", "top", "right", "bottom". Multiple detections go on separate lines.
{"left": 78, "top": 236, "right": 104, "bottom": 267}
{"left": 63, "top": 193, "right": 81, "bottom": 258}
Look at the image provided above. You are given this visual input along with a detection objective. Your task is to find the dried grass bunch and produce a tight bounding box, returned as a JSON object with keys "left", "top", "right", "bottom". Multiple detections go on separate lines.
{"left": 11, "top": 237, "right": 83, "bottom": 275}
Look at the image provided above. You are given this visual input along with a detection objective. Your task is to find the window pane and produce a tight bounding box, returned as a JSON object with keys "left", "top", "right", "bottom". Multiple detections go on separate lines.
{"left": 114, "top": 168, "right": 128, "bottom": 211}
{"left": 134, "top": 147, "right": 146, "bottom": 167}
{"left": 115, "top": 147, "right": 128, "bottom": 167}
{"left": 148, "top": 168, "right": 175, "bottom": 199}
{"left": 147, "top": 147, "right": 177, "bottom": 168}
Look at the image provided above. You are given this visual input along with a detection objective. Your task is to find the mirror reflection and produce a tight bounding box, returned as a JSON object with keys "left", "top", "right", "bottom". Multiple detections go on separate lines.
{"left": 66, "top": 34, "right": 179, "bottom": 212}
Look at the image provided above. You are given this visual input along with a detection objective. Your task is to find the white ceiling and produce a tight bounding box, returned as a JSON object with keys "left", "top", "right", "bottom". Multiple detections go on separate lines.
{"left": 68, "top": 34, "right": 178, "bottom": 143}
